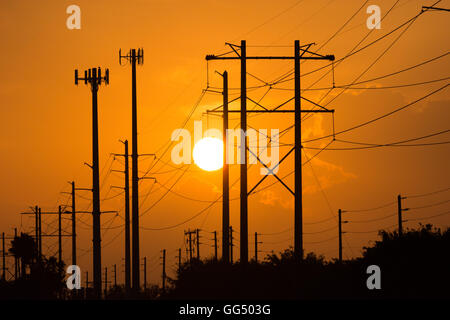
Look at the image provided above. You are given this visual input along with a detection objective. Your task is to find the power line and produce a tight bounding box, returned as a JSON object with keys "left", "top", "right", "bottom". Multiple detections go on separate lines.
{"left": 344, "top": 201, "right": 396, "bottom": 213}
{"left": 405, "top": 187, "right": 450, "bottom": 199}
{"left": 408, "top": 199, "right": 450, "bottom": 210}
{"left": 303, "top": 83, "right": 449, "bottom": 143}
{"left": 407, "top": 210, "right": 450, "bottom": 222}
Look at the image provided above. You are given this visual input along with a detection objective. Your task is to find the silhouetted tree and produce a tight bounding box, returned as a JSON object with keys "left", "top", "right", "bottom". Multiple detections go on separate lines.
{"left": 8, "top": 233, "right": 37, "bottom": 277}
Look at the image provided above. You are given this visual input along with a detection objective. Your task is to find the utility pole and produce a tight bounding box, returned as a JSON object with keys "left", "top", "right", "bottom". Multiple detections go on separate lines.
{"left": 104, "top": 266, "right": 108, "bottom": 297}
{"left": 119, "top": 48, "right": 144, "bottom": 292}
{"left": 206, "top": 40, "right": 335, "bottom": 262}
{"left": 229, "top": 226, "right": 234, "bottom": 264}
{"left": 397, "top": 195, "right": 409, "bottom": 236}
{"left": 293, "top": 40, "right": 302, "bottom": 260}
{"left": 196, "top": 229, "right": 201, "bottom": 260}
{"left": 338, "top": 209, "right": 342, "bottom": 263}
{"left": 34, "top": 205, "right": 39, "bottom": 262}
{"left": 240, "top": 41, "right": 248, "bottom": 265}
{"left": 254, "top": 232, "right": 262, "bottom": 263}
{"left": 143, "top": 257, "right": 147, "bottom": 290}
{"left": 38, "top": 207, "right": 42, "bottom": 260}
{"left": 58, "top": 206, "right": 62, "bottom": 266}
{"left": 111, "top": 140, "right": 131, "bottom": 292}
{"left": 21, "top": 207, "right": 75, "bottom": 265}
{"left": 75, "top": 66, "right": 109, "bottom": 299}
{"left": 221, "top": 71, "right": 230, "bottom": 263}
{"left": 14, "top": 228, "right": 18, "bottom": 279}
{"left": 177, "top": 248, "right": 182, "bottom": 273}
{"left": 62, "top": 182, "right": 91, "bottom": 267}
{"left": 338, "top": 209, "right": 348, "bottom": 263}
{"left": 213, "top": 231, "right": 218, "bottom": 261}
{"left": 1, "top": 232, "right": 5, "bottom": 280}
{"left": 114, "top": 264, "right": 117, "bottom": 287}
{"left": 71, "top": 181, "right": 76, "bottom": 266}
{"left": 185, "top": 229, "right": 195, "bottom": 262}
{"left": 162, "top": 249, "right": 166, "bottom": 291}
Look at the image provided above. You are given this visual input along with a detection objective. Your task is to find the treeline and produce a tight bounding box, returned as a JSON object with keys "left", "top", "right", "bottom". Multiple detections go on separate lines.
{"left": 164, "top": 224, "right": 450, "bottom": 299}
{"left": 1, "top": 224, "right": 449, "bottom": 299}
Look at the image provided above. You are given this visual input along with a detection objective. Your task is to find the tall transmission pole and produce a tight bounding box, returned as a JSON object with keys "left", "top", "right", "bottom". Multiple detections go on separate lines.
{"left": 119, "top": 48, "right": 144, "bottom": 292}
{"left": 240, "top": 41, "right": 248, "bottom": 264}
{"left": 206, "top": 40, "right": 335, "bottom": 261}
{"left": 74, "top": 66, "right": 109, "bottom": 298}
{"left": 221, "top": 71, "right": 230, "bottom": 263}
{"left": 111, "top": 140, "right": 131, "bottom": 291}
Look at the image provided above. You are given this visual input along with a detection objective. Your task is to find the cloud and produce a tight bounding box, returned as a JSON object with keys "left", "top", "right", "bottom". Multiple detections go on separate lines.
{"left": 303, "top": 157, "right": 357, "bottom": 194}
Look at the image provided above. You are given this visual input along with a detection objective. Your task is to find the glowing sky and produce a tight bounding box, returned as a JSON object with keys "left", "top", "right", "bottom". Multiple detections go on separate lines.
{"left": 0, "top": 0, "right": 449, "bottom": 286}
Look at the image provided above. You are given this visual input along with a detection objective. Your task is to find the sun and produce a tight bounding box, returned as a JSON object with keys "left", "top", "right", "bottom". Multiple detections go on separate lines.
{"left": 193, "top": 137, "right": 223, "bottom": 171}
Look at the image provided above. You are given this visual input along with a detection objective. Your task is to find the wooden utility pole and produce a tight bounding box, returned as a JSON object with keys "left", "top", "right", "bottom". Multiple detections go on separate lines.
{"left": 143, "top": 257, "right": 147, "bottom": 290}
{"left": 58, "top": 206, "right": 62, "bottom": 266}
{"left": 71, "top": 181, "right": 76, "bottom": 266}
{"left": 397, "top": 195, "right": 408, "bottom": 236}
{"left": 213, "top": 231, "right": 218, "bottom": 261}
{"left": 206, "top": 40, "right": 335, "bottom": 262}
{"left": 185, "top": 229, "right": 195, "bottom": 262}
{"left": 62, "top": 182, "right": 91, "bottom": 267}
{"left": 104, "top": 267, "right": 108, "bottom": 297}
{"left": 339, "top": 209, "right": 342, "bottom": 263}
{"left": 112, "top": 140, "right": 131, "bottom": 291}
{"left": 119, "top": 48, "right": 144, "bottom": 292}
{"left": 177, "top": 248, "right": 182, "bottom": 273}
{"left": 254, "top": 232, "right": 262, "bottom": 263}
{"left": 75, "top": 66, "right": 110, "bottom": 298}
{"left": 21, "top": 207, "right": 75, "bottom": 265}
{"left": 14, "top": 228, "right": 18, "bottom": 279}
{"left": 34, "top": 206, "right": 39, "bottom": 261}
{"left": 114, "top": 264, "right": 117, "bottom": 287}
{"left": 229, "top": 226, "right": 234, "bottom": 264}
{"left": 1, "top": 232, "right": 5, "bottom": 280}
{"left": 38, "top": 207, "right": 42, "bottom": 260}
{"left": 196, "top": 229, "right": 201, "bottom": 260}
{"left": 162, "top": 249, "right": 166, "bottom": 291}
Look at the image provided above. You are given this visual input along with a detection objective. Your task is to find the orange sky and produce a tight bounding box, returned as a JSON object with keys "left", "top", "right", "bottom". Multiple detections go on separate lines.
{"left": 1, "top": 0, "right": 449, "bottom": 286}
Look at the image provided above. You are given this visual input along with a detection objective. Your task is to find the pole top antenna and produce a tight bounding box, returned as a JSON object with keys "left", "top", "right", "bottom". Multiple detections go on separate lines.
{"left": 119, "top": 48, "right": 144, "bottom": 65}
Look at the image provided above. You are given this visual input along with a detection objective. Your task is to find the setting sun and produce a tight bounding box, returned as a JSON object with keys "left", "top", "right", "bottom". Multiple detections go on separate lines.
{"left": 193, "top": 137, "right": 223, "bottom": 171}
